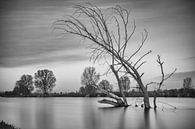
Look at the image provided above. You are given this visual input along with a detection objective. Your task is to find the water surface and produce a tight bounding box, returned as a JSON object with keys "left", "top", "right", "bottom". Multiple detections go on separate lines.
{"left": 0, "top": 97, "right": 195, "bottom": 129}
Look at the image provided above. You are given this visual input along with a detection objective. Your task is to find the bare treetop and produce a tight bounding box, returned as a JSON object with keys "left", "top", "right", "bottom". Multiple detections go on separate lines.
{"left": 54, "top": 3, "right": 150, "bottom": 66}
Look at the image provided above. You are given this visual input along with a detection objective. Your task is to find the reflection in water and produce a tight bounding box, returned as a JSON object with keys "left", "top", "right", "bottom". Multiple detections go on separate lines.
{"left": 83, "top": 102, "right": 152, "bottom": 129}
{"left": 0, "top": 98, "right": 195, "bottom": 129}
{"left": 154, "top": 108, "right": 165, "bottom": 129}
{"left": 82, "top": 99, "right": 129, "bottom": 129}
{"left": 34, "top": 100, "right": 55, "bottom": 129}
{"left": 144, "top": 109, "right": 150, "bottom": 129}
{"left": 98, "top": 107, "right": 127, "bottom": 129}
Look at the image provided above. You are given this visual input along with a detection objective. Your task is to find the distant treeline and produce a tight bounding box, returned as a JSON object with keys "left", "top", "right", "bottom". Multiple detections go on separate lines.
{"left": 1, "top": 88, "right": 195, "bottom": 97}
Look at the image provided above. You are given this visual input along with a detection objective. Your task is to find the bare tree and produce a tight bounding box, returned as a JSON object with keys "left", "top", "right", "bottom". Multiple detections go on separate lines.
{"left": 146, "top": 55, "right": 177, "bottom": 108}
{"left": 54, "top": 4, "right": 152, "bottom": 108}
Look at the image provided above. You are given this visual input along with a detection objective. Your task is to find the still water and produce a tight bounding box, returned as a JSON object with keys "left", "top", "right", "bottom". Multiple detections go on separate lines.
{"left": 0, "top": 97, "right": 195, "bottom": 129}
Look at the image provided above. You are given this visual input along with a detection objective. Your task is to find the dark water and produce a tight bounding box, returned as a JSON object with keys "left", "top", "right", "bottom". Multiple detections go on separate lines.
{"left": 0, "top": 97, "right": 195, "bottom": 129}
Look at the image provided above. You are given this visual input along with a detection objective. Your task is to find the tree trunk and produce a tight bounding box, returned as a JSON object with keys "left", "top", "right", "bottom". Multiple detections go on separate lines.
{"left": 118, "top": 58, "right": 150, "bottom": 109}
{"left": 137, "top": 80, "right": 150, "bottom": 109}
{"left": 143, "top": 92, "right": 150, "bottom": 109}
{"left": 110, "top": 65, "right": 128, "bottom": 106}
{"left": 153, "top": 91, "right": 157, "bottom": 109}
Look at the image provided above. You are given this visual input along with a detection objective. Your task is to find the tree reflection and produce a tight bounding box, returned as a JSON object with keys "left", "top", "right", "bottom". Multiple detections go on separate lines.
{"left": 99, "top": 107, "right": 127, "bottom": 129}
{"left": 82, "top": 98, "right": 182, "bottom": 129}
{"left": 83, "top": 104, "right": 156, "bottom": 129}
{"left": 144, "top": 109, "right": 150, "bottom": 129}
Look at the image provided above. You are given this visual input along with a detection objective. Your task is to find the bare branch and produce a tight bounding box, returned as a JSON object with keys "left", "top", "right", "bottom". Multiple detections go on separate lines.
{"left": 136, "top": 61, "right": 147, "bottom": 70}
{"left": 134, "top": 50, "right": 152, "bottom": 67}
{"left": 164, "top": 68, "right": 177, "bottom": 81}
{"left": 127, "top": 29, "right": 148, "bottom": 61}
{"left": 156, "top": 55, "right": 177, "bottom": 90}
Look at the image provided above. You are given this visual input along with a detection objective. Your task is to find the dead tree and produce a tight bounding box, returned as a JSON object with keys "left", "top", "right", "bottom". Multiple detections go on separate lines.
{"left": 146, "top": 55, "right": 177, "bottom": 108}
{"left": 54, "top": 4, "right": 152, "bottom": 108}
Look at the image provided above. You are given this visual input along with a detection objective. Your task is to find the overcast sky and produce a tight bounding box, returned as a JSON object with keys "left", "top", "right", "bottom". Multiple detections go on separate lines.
{"left": 0, "top": 0, "right": 195, "bottom": 92}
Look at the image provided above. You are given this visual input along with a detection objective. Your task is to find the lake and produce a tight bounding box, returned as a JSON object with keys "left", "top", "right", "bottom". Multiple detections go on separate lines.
{"left": 0, "top": 97, "right": 195, "bottom": 129}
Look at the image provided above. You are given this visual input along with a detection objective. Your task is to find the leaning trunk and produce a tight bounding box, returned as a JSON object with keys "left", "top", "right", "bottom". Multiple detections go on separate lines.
{"left": 110, "top": 65, "right": 128, "bottom": 106}
{"left": 92, "top": 84, "right": 126, "bottom": 107}
{"left": 137, "top": 79, "right": 150, "bottom": 109}
{"left": 143, "top": 91, "right": 150, "bottom": 109}
{"left": 118, "top": 57, "right": 150, "bottom": 109}
{"left": 153, "top": 90, "right": 157, "bottom": 109}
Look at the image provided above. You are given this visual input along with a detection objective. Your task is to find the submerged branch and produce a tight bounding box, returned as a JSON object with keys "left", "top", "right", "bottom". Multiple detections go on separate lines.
{"left": 98, "top": 99, "right": 125, "bottom": 107}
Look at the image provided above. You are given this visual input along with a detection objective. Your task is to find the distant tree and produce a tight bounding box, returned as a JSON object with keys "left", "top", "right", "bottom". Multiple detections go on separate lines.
{"left": 183, "top": 77, "right": 192, "bottom": 89}
{"left": 34, "top": 69, "right": 56, "bottom": 95}
{"left": 120, "top": 76, "right": 130, "bottom": 92}
{"left": 34, "top": 88, "right": 42, "bottom": 94}
{"left": 85, "top": 85, "right": 97, "bottom": 96}
{"left": 98, "top": 80, "right": 113, "bottom": 92}
{"left": 81, "top": 66, "right": 100, "bottom": 96}
{"left": 79, "top": 86, "right": 86, "bottom": 95}
{"left": 13, "top": 74, "right": 34, "bottom": 95}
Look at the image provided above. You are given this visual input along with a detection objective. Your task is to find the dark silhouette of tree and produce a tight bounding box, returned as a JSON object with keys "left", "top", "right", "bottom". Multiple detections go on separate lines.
{"left": 34, "top": 69, "right": 56, "bottom": 95}
{"left": 120, "top": 76, "right": 130, "bottom": 92}
{"left": 98, "top": 80, "right": 113, "bottom": 92}
{"left": 13, "top": 74, "right": 34, "bottom": 95}
{"left": 81, "top": 66, "right": 100, "bottom": 96}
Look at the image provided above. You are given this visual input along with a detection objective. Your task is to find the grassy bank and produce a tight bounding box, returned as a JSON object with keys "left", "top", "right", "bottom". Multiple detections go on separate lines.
{"left": 0, "top": 121, "right": 20, "bottom": 129}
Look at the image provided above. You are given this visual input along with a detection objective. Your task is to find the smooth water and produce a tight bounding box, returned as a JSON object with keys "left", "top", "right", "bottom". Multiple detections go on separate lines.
{"left": 0, "top": 97, "right": 195, "bottom": 129}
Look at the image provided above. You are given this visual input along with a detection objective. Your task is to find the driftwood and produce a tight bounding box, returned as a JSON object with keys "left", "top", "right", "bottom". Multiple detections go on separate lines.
{"left": 98, "top": 99, "right": 122, "bottom": 107}
{"left": 93, "top": 84, "right": 127, "bottom": 107}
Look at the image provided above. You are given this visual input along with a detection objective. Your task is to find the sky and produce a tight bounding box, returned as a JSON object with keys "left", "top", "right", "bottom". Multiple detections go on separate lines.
{"left": 0, "top": 0, "right": 195, "bottom": 92}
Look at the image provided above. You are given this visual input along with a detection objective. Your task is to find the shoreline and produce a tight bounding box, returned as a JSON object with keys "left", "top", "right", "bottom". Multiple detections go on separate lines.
{"left": 1, "top": 88, "right": 195, "bottom": 98}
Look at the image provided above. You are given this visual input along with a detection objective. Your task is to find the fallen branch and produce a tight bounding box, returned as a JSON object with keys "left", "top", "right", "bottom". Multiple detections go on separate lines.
{"left": 158, "top": 101, "right": 176, "bottom": 109}
{"left": 92, "top": 84, "right": 127, "bottom": 106}
{"left": 98, "top": 99, "right": 122, "bottom": 107}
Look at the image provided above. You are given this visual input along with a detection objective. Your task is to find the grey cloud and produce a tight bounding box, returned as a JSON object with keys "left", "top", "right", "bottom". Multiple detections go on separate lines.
{"left": 0, "top": 0, "right": 195, "bottom": 67}
{"left": 0, "top": 0, "right": 87, "bottom": 66}
{"left": 0, "top": 52, "right": 89, "bottom": 68}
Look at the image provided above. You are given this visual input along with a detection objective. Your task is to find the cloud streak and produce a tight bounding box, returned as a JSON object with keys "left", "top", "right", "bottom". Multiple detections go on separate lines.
{"left": 0, "top": 0, "right": 195, "bottom": 68}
